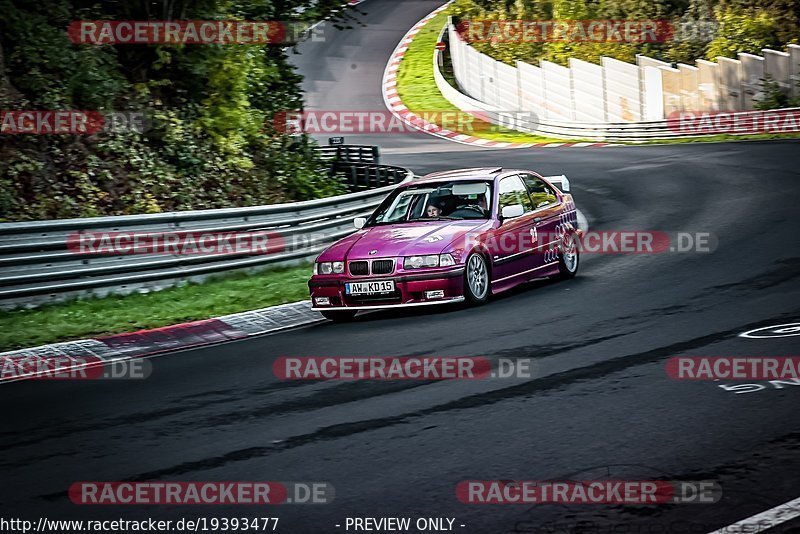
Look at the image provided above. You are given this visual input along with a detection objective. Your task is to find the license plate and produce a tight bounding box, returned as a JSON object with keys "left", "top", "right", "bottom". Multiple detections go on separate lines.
{"left": 345, "top": 280, "right": 395, "bottom": 296}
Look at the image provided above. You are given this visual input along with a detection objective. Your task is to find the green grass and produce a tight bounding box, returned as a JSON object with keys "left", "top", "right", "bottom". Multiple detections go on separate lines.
{"left": 396, "top": 12, "right": 571, "bottom": 145}
{"left": 0, "top": 264, "right": 313, "bottom": 351}
{"left": 398, "top": 12, "right": 800, "bottom": 146}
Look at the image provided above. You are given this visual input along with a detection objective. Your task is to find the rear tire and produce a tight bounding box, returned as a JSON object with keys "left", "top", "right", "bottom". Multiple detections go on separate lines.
{"left": 464, "top": 253, "right": 490, "bottom": 305}
{"left": 321, "top": 310, "right": 357, "bottom": 322}
{"left": 557, "top": 232, "right": 579, "bottom": 279}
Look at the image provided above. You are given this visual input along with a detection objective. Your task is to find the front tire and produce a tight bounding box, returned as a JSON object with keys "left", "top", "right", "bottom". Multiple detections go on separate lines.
{"left": 464, "top": 253, "right": 490, "bottom": 305}
{"left": 321, "top": 310, "right": 357, "bottom": 322}
{"left": 557, "top": 232, "right": 579, "bottom": 279}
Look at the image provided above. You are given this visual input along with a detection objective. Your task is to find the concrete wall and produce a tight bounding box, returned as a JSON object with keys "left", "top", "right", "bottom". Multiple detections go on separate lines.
{"left": 447, "top": 21, "right": 800, "bottom": 121}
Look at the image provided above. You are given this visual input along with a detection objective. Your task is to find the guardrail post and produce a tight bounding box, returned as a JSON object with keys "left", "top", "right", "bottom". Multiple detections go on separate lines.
{"left": 350, "top": 166, "right": 358, "bottom": 190}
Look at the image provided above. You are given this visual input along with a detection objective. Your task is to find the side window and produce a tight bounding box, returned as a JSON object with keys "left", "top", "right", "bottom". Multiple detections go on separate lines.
{"left": 522, "top": 174, "right": 558, "bottom": 209}
{"left": 498, "top": 176, "right": 533, "bottom": 213}
{"left": 385, "top": 194, "right": 413, "bottom": 222}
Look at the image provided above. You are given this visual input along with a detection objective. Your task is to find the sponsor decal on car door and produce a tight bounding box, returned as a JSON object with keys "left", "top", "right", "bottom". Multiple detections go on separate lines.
{"left": 521, "top": 174, "right": 562, "bottom": 271}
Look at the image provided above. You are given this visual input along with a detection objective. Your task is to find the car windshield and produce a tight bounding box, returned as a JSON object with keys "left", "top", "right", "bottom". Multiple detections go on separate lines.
{"left": 367, "top": 180, "right": 493, "bottom": 226}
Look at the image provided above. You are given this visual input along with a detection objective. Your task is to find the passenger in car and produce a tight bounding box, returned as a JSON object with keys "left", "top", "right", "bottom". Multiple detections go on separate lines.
{"left": 426, "top": 204, "right": 442, "bottom": 217}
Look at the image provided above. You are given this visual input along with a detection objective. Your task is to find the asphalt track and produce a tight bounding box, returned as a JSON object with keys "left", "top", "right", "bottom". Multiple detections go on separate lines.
{"left": 2, "top": 1, "right": 799, "bottom": 532}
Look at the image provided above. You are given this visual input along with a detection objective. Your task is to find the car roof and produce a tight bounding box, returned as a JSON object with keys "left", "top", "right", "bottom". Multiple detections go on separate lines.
{"left": 412, "top": 168, "right": 538, "bottom": 184}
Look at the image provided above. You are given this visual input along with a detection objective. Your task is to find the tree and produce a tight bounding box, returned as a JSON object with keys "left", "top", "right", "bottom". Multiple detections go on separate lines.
{"left": 706, "top": 7, "right": 781, "bottom": 59}
{"left": 0, "top": 0, "right": 351, "bottom": 220}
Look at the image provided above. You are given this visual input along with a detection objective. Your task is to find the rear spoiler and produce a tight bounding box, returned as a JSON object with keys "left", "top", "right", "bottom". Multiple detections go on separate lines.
{"left": 543, "top": 175, "right": 570, "bottom": 193}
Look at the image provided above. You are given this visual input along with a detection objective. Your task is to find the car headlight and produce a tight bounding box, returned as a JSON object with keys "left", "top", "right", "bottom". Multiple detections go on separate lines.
{"left": 439, "top": 253, "right": 456, "bottom": 267}
{"left": 315, "top": 261, "right": 345, "bottom": 275}
{"left": 403, "top": 254, "right": 456, "bottom": 269}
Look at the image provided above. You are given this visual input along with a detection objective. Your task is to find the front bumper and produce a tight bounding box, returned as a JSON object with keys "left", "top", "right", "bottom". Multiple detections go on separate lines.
{"left": 308, "top": 267, "right": 465, "bottom": 311}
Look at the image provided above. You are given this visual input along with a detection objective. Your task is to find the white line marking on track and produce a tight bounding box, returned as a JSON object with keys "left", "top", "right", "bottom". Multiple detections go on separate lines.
{"left": 739, "top": 323, "right": 800, "bottom": 338}
{"left": 706, "top": 496, "right": 800, "bottom": 534}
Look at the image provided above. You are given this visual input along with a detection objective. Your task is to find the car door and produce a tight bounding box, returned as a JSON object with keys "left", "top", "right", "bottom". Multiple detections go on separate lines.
{"left": 520, "top": 173, "right": 561, "bottom": 271}
{"left": 488, "top": 175, "right": 538, "bottom": 283}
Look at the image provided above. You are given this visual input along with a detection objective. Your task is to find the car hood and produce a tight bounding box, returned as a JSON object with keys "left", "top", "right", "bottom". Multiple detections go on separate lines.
{"left": 318, "top": 220, "right": 492, "bottom": 261}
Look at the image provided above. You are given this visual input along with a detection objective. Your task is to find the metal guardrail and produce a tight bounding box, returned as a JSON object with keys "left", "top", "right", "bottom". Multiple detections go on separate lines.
{"left": 0, "top": 147, "right": 412, "bottom": 309}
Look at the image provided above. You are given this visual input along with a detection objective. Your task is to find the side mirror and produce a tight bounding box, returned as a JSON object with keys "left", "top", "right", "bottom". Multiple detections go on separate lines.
{"left": 500, "top": 204, "right": 524, "bottom": 220}
{"left": 353, "top": 217, "right": 367, "bottom": 229}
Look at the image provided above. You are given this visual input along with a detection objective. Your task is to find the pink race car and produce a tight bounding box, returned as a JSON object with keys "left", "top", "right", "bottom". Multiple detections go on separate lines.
{"left": 309, "top": 167, "right": 581, "bottom": 322}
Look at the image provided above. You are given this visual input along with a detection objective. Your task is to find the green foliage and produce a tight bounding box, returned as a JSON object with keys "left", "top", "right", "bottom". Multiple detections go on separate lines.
{"left": 663, "top": 0, "right": 716, "bottom": 63}
{"left": 706, "top": 7, "right": 781, "bottom": 59}
{"left": 754, "top": 74, "right": 790, "bottom": 109}
{"left": 753, "top": 74, "right": 800, "bottom": 108}
{"left": 450, "top": 0, "right": 798, "bottom": 67}
{"left": 0, "top": 0, "right": 350, "bottom": 221}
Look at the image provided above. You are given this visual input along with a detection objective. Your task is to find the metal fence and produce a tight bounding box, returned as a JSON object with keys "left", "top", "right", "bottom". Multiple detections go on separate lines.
{"left": 0, "top": 147, "right": 412, "bottom": 309}
{"left": 317, "top": 144, "right": 409, "bottom": 191}
{"left": 333, "top": 162, "right": 409, "bottom": 191}
{"left": 317, "top": 144, "right": 380, "bottom": 164}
